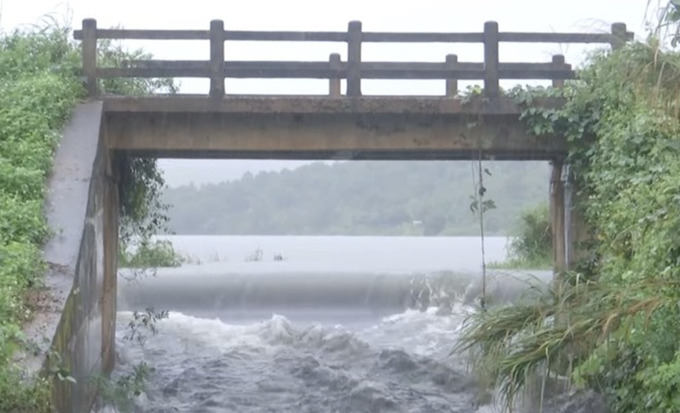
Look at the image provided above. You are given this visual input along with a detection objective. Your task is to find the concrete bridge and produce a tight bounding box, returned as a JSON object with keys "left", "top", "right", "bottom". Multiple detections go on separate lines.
{"left": 34, "top": 19, "right": 631, "bottom": 411}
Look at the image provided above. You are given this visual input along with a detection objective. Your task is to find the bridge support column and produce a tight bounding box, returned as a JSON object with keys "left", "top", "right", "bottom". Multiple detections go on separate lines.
{"left": 551, "top": 160, "right": 591, "bottom": 276}
{"left": 551, "top": 160, "right": 594, "bottom": 376}
{"left": 101, "top": 149, "right": 120, "bottom": 374}
{"left": 550, "top": 159, "right": 566, "bottom": 275}
{"left": 564, "top": 166, "right": 591, "bottom": 272}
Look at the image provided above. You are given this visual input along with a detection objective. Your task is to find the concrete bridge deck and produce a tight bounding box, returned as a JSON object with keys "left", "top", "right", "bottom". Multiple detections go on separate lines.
{"left": 103, "top": 95, "right": 565, "bottom": 160}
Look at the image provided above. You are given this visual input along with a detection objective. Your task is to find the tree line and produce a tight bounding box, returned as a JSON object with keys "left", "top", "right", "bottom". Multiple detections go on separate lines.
{"left": 162, "top": 160, "right": 550, "bottom": 236}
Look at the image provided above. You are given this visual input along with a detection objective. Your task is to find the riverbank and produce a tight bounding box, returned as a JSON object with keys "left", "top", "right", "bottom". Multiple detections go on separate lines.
{"left": 0, "top": 27, "right": 82, "bottom": 410}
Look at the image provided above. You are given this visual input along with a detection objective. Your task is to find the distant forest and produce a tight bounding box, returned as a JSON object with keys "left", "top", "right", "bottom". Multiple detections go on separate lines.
{"left": 162, "top": 161, "right": 550, "bottom": 236}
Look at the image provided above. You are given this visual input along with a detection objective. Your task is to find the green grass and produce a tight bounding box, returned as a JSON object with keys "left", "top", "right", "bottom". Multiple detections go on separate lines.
{"left": 0, "top": 18, "right": 180, "bottom": 411}
{"left": 0, "top": 27, "right": 83, "bottom": 411}
{"left": 487, "top": 257, "right": 552, "bottom": 271}
{"left": 462, "top": 23, "right": 680, "bottom": 412}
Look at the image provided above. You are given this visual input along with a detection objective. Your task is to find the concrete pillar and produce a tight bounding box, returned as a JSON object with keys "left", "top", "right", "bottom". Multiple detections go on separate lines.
{"left": 551, "top": 159, "right": 591, "bottom": 276}
{"left": 550, "top": 159, "right": 566, "bottom": 275}
{"left": 101, "top": 149, "right": 119, "bottom": 374}
{"left": 565, "top": 167, "right": 590, "bottom": 271}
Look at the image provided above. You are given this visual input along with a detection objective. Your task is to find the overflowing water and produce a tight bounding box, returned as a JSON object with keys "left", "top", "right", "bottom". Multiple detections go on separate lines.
{"left": 100, "top": 236, "right": 585, "bottom": 413}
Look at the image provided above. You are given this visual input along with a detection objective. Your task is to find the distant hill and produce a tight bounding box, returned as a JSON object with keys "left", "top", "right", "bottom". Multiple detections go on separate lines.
{"left": 162, "top": 161, "right": 550, "bottom": 236}
{"left": 158, "top": 159, "right": 320, "bottom": 187}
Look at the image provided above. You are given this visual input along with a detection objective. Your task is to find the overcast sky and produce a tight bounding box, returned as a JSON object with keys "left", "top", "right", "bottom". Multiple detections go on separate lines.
{"left": 1, "top": 0, "right": 653, "bottom": 186}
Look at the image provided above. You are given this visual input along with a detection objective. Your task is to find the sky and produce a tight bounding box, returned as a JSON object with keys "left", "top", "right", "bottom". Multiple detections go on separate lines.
{"left": 0, "top": 0, "right": 654, "bottom": 186}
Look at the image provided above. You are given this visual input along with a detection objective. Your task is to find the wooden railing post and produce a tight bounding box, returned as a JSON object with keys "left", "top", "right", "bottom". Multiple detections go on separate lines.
{"left": 82, "top": 18, "right": 98, "bottom": 97}
{"left": 209, "top": 19, "right": 225, "bottom": 97}
{"left": 552, "top": 55, "right": 566, "bottom": 88}
{"left": 347, "top": 21, "right": 362, "bottom": 97}
{"left": 329, "top": 53, "right": 342, "bottom": 97}
{"left": 445, "top": 54, "right": 458, "bottom": 97}
{"left": 483, "top": 21, "right": 500, "bottom": 98}
{"left": 610, "top": 22, "right": 627, "bottom": 50}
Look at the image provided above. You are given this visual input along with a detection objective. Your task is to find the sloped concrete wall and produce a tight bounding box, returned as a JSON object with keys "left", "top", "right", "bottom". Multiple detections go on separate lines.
{"left": 21, "top": 101, "right": 119, "bottom": 412}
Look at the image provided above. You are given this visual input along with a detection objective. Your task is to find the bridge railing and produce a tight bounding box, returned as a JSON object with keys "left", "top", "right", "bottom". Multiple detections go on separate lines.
{"left": 73, "top": 19, "right": 633, "bottom": 98}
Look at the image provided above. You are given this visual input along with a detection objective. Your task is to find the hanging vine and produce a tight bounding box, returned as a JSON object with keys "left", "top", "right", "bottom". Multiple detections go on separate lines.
{"left": 460, "top": 85, "right": 496, "bottom": 311}
{"left": 469, "top": 150, "right": 496, "bottom": 311}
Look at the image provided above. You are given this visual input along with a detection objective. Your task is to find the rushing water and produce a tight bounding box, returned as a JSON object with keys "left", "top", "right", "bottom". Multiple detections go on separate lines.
{"left": 102, "top": 236, "right": 571, "bottom": 413}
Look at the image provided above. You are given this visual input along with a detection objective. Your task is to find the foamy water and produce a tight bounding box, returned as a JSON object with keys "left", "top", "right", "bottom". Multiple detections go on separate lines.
{"left": 112, "top": 307, "right": 480, "bottom": 412}
{"left": 97, "top": 236, "right": 565, "bottom": 413}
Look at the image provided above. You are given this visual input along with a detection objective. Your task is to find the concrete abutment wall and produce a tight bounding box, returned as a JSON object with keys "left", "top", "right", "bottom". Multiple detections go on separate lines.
{"left": 22, "top": 101, "right": 119, "bottom": 412}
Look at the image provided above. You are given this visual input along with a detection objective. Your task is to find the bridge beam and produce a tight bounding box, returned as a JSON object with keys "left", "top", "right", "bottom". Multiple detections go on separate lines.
{"left": 103, "top": 97, "right": 566, "bottom": 161}
{"left": 106, "top": 112, "right": 564, "bottom": 160}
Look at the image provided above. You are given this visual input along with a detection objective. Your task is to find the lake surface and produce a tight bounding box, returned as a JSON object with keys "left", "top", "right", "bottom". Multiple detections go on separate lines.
{"left": 103, "top": 236, "right": 559, "bottom": 413}
{"left": 164, "top": 235, "right": 510, "bottom": 272}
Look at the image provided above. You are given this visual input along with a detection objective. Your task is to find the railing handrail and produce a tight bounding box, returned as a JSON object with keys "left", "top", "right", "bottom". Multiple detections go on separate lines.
{"left": 74, "top": 19, "right": 633, "bottom": 98}
{"left": 98, "top": 60, "right": 575, "bottom": 79}
{"left": 73, "top": 28, "right": 632, "bottom": 45}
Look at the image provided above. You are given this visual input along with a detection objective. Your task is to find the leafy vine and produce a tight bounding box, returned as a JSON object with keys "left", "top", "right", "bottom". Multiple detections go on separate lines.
{"left": 459, "top": 21, "right": 680, "bottom": 411}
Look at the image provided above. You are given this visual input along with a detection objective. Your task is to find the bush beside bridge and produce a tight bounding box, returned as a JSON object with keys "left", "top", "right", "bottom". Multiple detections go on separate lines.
{"left": 459, "top": 11, "right": 680, "bottom": 413}
{"left": 0, "top": 22, "right": 178, "bottom": 410}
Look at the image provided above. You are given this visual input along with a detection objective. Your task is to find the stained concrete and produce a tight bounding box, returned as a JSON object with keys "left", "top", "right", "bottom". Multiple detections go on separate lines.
{"left": 19, "top": 101, "right": 118, "bottom": 413}
{"left": 106, "top": 111, "right": 565, "bottom": 161}
{"left": 102, "top": 95, "right": 565, "bottom": 115}
{"left": 103, "top": 96, "right": 566, "bottom": 161}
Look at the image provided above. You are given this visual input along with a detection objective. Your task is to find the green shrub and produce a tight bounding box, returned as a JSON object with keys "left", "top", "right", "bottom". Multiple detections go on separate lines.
{"left": 0, "top": 21, "right": 178, "bottom": 411}
{"left": 0, "top": 197, "right": 50, "bottom": 244}
{"left": 0, "top": 372, "right": 51, "bottom": 413}
{"left": 460, "top": 18, "right": 680, "bottom": 413}
{"left": 92, "top": 363, "right": 150, "bottom": 413}
{"left": 119, "top": 239, "right": 184, "bottom": 268}
{"left": 507, "top": 203, "right": 551, "bottom": 263}
{"left": 490, "top": 203, "right": 552, "bottom": 269}
{"left": 0, "top": 25, "right": 82, "bottom": 409}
